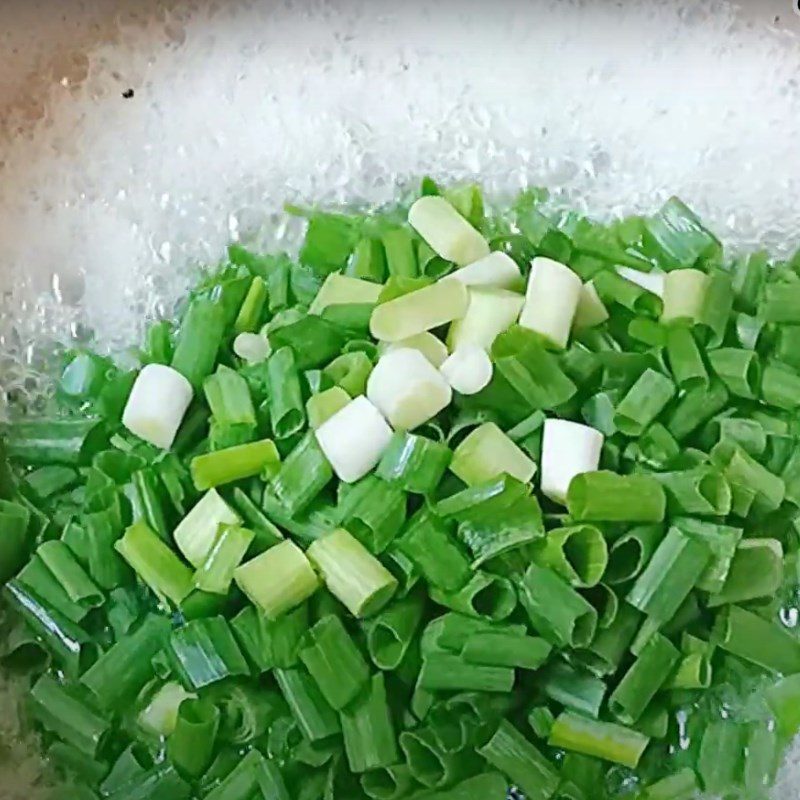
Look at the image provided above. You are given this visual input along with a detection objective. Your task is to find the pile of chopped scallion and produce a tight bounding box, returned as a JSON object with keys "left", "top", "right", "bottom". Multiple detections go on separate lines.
{"left": 3, "top": 180, "right": 800, "bottom": 800}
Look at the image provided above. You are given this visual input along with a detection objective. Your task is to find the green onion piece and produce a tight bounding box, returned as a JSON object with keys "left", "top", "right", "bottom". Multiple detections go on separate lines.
{"left": 235, "top": 540, "right": 319, "bottom": 619}
{"left": 299, "top": 615, "right": 369, "bottom": 710}
{"left": 760, "top": 280, "right": 800, "bottom": 323}
{"left": 713, "top": 604, "right": 800, "bottom": 674}
{"left": 665, "top": 327, "right": 708, "bottom": 391}
{"left": 340, "top": 672, "right": 399, "bottom": 773}
{"left": 626, "top": 527, "right": 710, "bottom": 623}
{"left": 138, "top": 681, "right": 195, "bottom": 737}
{"left": 653, "top": 467, "right": 731, "bottom": 516}
{"left": 639, "top": 769, "right": 698, "bottom": 800}
{"left": 448, "top": 287, "right": 524, "bottom": 352}
{"left": 400, "top": 726, "right": 470, "bottom": 789}
{"left": 539, "top": 660, "right": 607, "bottom": 718}
{"left": 275, "top": 666, "right": 340, "bottom": 741}
{"left": 30, "top": 674, "right": 110, "bottom": 757}
{"left": 370, "top": 279, "right": 469, "bottom": 342}
{"left": 203, "top": 748, "right": 278, "bottom": 800}
{"left": 548, "top": 711, "right": 649, "bottom": 769}
{"left": 166, "top": 698, "right": 219, "bottom": 779}
{"left": 418, "top": 652, "right": 515, "bottom": 693}
{"left": 612, "top": 369, "right": 675, "bottom": 436}
{"left": 360, "top": 764, "right": 416, "bottom": 800}
{"left": 271, "top": 431, "right": 334, "bottom": 516}
{"left": 744, "top": 723, "right": 779, "bottom": 797}
{"left": 665, "top": 378, "right": 729, "bottom": 441}
{"left": 323, "top": 351, "right": 373, "bottom": 397}
{"left": 532, "top": 524, "right": 608, "bottom": 588}
{"left": 711, "top": 440, "right": 785, "bottom": 515}
{"left": 81, "top": 615, "right": 171, "bottom": 709}
{"left": 520, "top": 563, "right": 597, "bottom": 648}
{"left": 449, "top": 422, "right": 536, "bottom": 486}
{"left": 397, "top": 509, "right": 471, "bottom": 592}
{"left": 761, "top": 360, "right": 800, "bottom": 410}
{"left": 307, "top": 386, "right": 351, "bottom": 430}
{"left": 364, "top": 590, "right": 426, "bottom": 670}
{"left": 665, "top": 652, "right": 712, "bottom": 690}
{"left": 267, "top": 347, "right": 306, "bottom": 439}
{"left": 477, "top": 720, "right": 560, "bottom": 800}
{"left": 708, "top": 538, "right": 783, "bottom": 607}
{"left": 234, "top": 275, "right": 268, "bottom": 333}
{"left": 194, "top": 525, "right": 255, "bottom": 595}
{"left": 698, "top": 720, "right": 744, "bottom": 796}
{"left": 765, "top": 673, "right": 800, "bottom": 740}
{"left": 336, "top": 475, "right": 407, "bottom": 554}
{"left": 642, "top": 196, "right": 720, "bottom": 269}
{"left": 170, "top": 296, "right": 225, "bottom": 391}
{"left": 307, "top": 528, "right": 398, "bottom": 618}
{"left": 3, "top": 417, "right": 107, "bottom": 466}
{"left": 605, "top": 525, "right": 663, "bottom": 585}
{"left": 347, "top": 236, "right": 387, "bottom": 282}
{"left": 708, "top": 347, "right": 760, "bottom": 399}
{"left": 697, "top": 268, "right": 734, "bottom": 348}
{"left": 115, "top": 520, "right": 194, "bottom": 605}
{"left": 381, "top": 226, "right": 418, "bottom": 277}
{"left": 671, "top": 517, "right": 742, "bottom": 593}
{"left": 268, "top": 314, "right": 347, "bottom": 370}
{"left": 36, "top": 539, "right": 102, "bottom": 609}
{"left": 462, "top": 631, "right": 551, "bottom": 670}
{"left": 168, "top": 616, "right": 249, "bottom": 689}
{"left": 375, "top": 431, "right": 452, "bottom": 495}
{"left": 421, "top": 612, "right": 525, "bottom": 655}
{"left": 713, "top": 415, "right": 767, "bottom": 456}
{"left": 593, "top": 270, "right": 662, "bottom": 318}
{"left": 661, "top": 268, "right": 708, "bottom": 323}
{"left": 190, "top": 438, "right": 279, "bottom": 490}
{"left": 574, "top": 601, "right": 641, "bottom": 677}
{"left": 528, "top": 706, "right": 556, "bottom": 739}
{"left": 309, "top": 272, "right": 382, "bottom": 314}
{"left": 231, "top": 602, "right": 307, "bottom": 672}
{"left": 429, "top": 570, "right": 516, "bottom": 622}
{"left": 567, "top": 471, "right": 666, "bottom": 523}
{"left": 0, "top": 499, "right": 32, "bottom": 583}
{"left": 173, "top": 488, "right": 241, "bottom": 568}
{"left": 608, "top": 633, "right": 679, "bottom": 724}
{"left": 435, "top": 473, "right": 530, "bottom": 522}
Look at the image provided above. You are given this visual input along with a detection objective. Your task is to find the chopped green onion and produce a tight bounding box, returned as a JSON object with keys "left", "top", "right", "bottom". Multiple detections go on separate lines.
{"left": 36, "top": 539, "right": 102, "bottom": 610}
{"left": 661, "top": 268, "right": 708, "bottom": 323}
{"left": 138, "top": 681, "right": 195, "bottom": 737}
{"left": 568, "top": 471, "right": 666, "bottom": 523}
{"left": 697, "top": 720, "right": 744, "bottom": 796}
{"left": 271, "top": 431, "right": 334, "bottom": 514}
{"left": 418, "top": 652, "right": 515, "bottom": 693}
{"left": 653, "top": 467, "right": 731, "bottom": 516}
{"left": 307, "top": 528, "right": 398, "bottom": 618}
{"left": 605, "top": 525, "right": 664, "bottom": 585}
{"left": 594, "top": 270, "right": 663, "bottom": 318}
{"left": 761, "top": 360, "right": 800, "bottom": 410}
{"left": 115, "top": 520, "right": 194, "bottom": 605}
{"left": 309, "top": 273, "right": 383, "bottom": 315}
{"left": 665, "top": 378, "right": 729, "bottom": 441}
{"left": 519, "top": 257, "right": 583, "bottom": 349}
{"left": 540, "top": 419, "right": 604, "bottom": 504}
{"left": 462, "top": 631, "right": 551, "bottom": 670}
{"left": 532, "top": 524, "right": 608, "bottom": 588}
{"left": 708, "top": 538, "right": 783, "bottom": 607}
{"left": 765, "top": 673, "right": 800, "bottom": 740}
{"left": 384, "top": 330, "right": 449, "bottom": 368}
{"left": 364, "top": 590, "right": 426, "bottom": 670}
{"left": 230, "top": 602, "right": 307, "bottom": 672}
{"left": 573, "top": 281, "right": 609, "bottom": 330}
{"left": 235, "top": 540, "right": 319, "bottom": 619}
{"left": 170, "top": 296, "right": 225, "bottom": 391}
{"left": 450, "top": 422, "right": 535, "bottom": 486}
{"left": 190, "top": 438, "right": 280, "bottom": 490}
{"left": 613, "top": 368, "right": 675, "bottom": 436}
{"left": 323, "top": 350, "right": 373, "bottom": 397}
{"left": 306, "top": 386, "right": 351, "bottom": 429}
{"left": 429, "top": 570, "right": 516, "bottom": 622}
{"left": 234, "top": 275, "right": 268, "bottom": 334}
{"left": 665, "top": 326, "right": 708, "bottom": 391}
{"left": 548, "top": 711, "right": 650, "bottom": 769}
{"left": 408, "top": 196, "right": 489, "bottom": 266}
{"left": 336, "top": 475, "right": 407, "bottom": 554}
{"left": 167, "top": 698, "right": 219, "bottom": 779}
{"left": 638, "top": 769, "right": 698, "bottom": 800}
{"left": 448, "top": 287, "right": 524, "bottom": 352}
{"left": 539, "top": 660, "right": 607, "bottom": 718}
{"left": 173, "top": 488, "right": 241, "bottom": 568}
{"left": 375, "top": 431, "right": 452, "bottom": 495}
{"left": 446, "top": 251, "right": 522, "bottom": 290}
{"left": 708, "top": 347, "right": 761, "bottom": 399}
{"left": 275, "top": 666, "right": 340, "bottom": 741}
{"left": 267, "top": 346, "right": 306, "bottom": 440}
{"left": 194, "top": 525, "right": 255, "bottom": 595}
{"left": 341, "top": 673, "right": 400, "bottom": 772}
{"left": 382, "top": 226, "right": 418, "bottom": 277}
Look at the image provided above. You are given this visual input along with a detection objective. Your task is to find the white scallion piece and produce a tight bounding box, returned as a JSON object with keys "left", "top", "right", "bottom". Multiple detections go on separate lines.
{"left": 308, "top": 273, "right": 383, "bottom": 315}
{"left": 382, "top": 331, "right": 449, "bottom": 368}
{"left": 366, "top": 348, "right": 452, "bottom": 430}
{"left": 661, "top": 268, "right": 710, "bottom": 323}
{"left": 447, "top": 287, "right": 524, "bottom": 351}
{"left": 370, "top": 278, "right": 469, "bottom": 342}
{"left": 439, "top": 346, "right": 493, "bottom": 396}
{"left": 518, "top": 257, "right": 582, "bottom": 349}
{"left": 616, "top": 266, "right": 665, "bottom": 298}
{"left": 408, "top": 196, "right": 489, "bottom": 266}
{"left": 173, "top": 488, "right": 241, "bottom": 567}
{"left": 540, "top": 418, "right": 604, "bottom": 505}
{"left": 315, "top": 395, "right": 394, "bottom": 483}
{"left": 446, "top": 251, "right": 523, "bottom": 291}
{"left": 233, "top": 332, "right": 271, "bottom": 364}
{"left": 122, "top": 363, "right": 193, "bottom": 450}
{"left": 573, "top": 281, "right": 609, "bottom": 330}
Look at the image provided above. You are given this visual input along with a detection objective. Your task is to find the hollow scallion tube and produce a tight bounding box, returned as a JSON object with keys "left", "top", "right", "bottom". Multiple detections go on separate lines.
{"left": 36, "top": 540, "right": 102, "bottom": 610}
{"left": 267, "top": 346, "right": 306, "bottom": 440}
{"left": 532, "top": 524, "right": 608, "bottom": 588}
{"left": 538, "top": 660, "right": 607, "bottom": 719}
{"left": 449, "top": 422, "right": 535, "bottom": 486}
{"left": 567, "top": 471, "right": 666, "bottom": 523}
{"left": 115, "top": 520, "right": 194, "bottom": 605}
{"left": 665, "top": 326, "right": 708, "bottom": 391}
{"left": 477, "top": 720, "right": 560, "bottom": 800}
{"left": 235, "top": 540, "right": 319, "bottom": 619}
{"left": 665, "top": 378, "right": 729, "bottom": 441}
{"left": 271, "top": 431, "right": 334, "bottom": 515}
{"left": 360, "top": 764, "right": 417, "bottom": 800}
{"left": 335, "top": 475, "right": 407, "bottom": 554}
{"left": 707, "top": 538, "right": 783, "bottom": 607}
{"left": 713, "top": 604, "right": 800, "bottom": 674}
{"left": 462, "top": 632, "right": 552, "bottom": 670}
{"left": 429, "top": 570, "right": 517, "bottom": 622}
{"left": 165, "top": 698, "right": 220, "bottom": 779}
{"left": 608, "top": 633, "right": 680, "bottom": 724}
{"left": 671, "top": 517, "right": 742, "bottom": 593}
{"left": 612, "top": 368, "right": 675, "bottom": 436}
{"left": 230, "top": 603, "right": 308, "bottom": 672}
{"left": 400, "top": 726, "right": 472, "bottom": 789}
{"left": 708, "top": 347, "right": 761, "bottom": 399}
{"left": 375, "top": 431, "right": 451, "bottom": 495}
{"left": 605, "top": 525, "right": 664, "bottom": 585}
{"left": 418, "top": 652, "right": 515, "bottom": 693}
{"left": 765, "top": 673, "right": 800, "bottom": 740}
{"left": 626, "top": 527, "right": 710, "bottom": 623}
{"left": 190, "top": 438, "right": 279, "bottom": 490}
{"left": 170, "top": 296, "right": 225, "bottom": 391}
{"left": 519, "top": 563, "right": 597, "bottom": 648}
{"left": 194, "top": 525, "right": 255, "bottom": 595}
{"left": 234, "top": 275, "right": 268, "bottom": 333}
{"left": 653, "top": 467, "right": 731, "bottom": 516}
{"left": 138, "top": 681, "right": 195, "bottom": 738}
{"left": 323, "top": 350, "right": 373, "bottom": 397}
{"left": 594, "top": 269, "right": 663, "bottom": 318}
{"left": 307, "top": 529, "right": 398, "bottom": 618}
{"left": 573, "top": 601, "right": 641, "bottom": 677}
{"left": 761, "top": 360, "right": 800, "bottom": 410}
{"left": 299, "top": 614, "right": 370, "bottom": 710}
{"left": 712, "top": 440, "right": 785, "bottom": 516}
{"left": 370, "top": 279, "right": 469, "bottom": 342}
{"left": 364, "top": 590, "right": 426, "bottom": 670}
{"left": 548, "top": 712, "right": 649, "bottom": 769}
{"left": 661, "top": 268, "right": 709, "bottom": 323}
{"left": 540, "top": 419, "right": 604, "bottom": 505}
{"left": 173, "top": 487, "right": 241, "bottom": 568}
{"left": 408, "top": 196, "right": 489, "bottom": 266}
{"left": 573, "top": 281, "right": 609, "bottom": 330}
